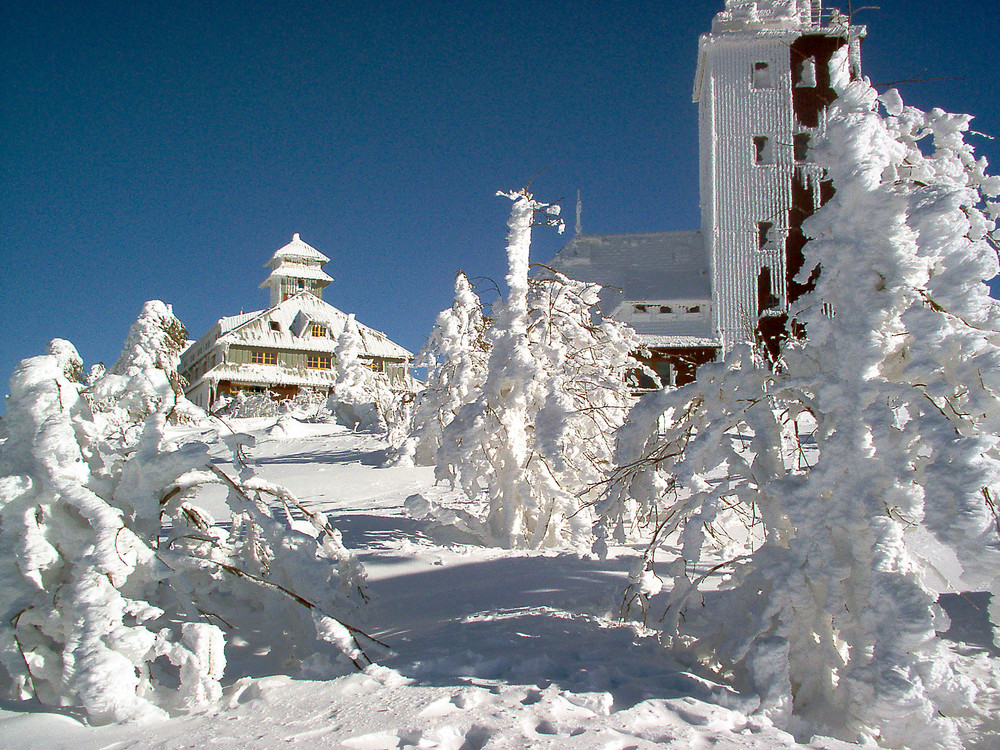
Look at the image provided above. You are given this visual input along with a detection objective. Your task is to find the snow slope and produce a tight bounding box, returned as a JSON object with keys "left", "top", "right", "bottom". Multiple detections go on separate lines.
{"left": 0, "top": 418, "right": 988, "bottom": 749}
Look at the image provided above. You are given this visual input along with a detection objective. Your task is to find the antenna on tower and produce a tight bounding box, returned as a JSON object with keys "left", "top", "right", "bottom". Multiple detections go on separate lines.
{"left": 575, "top": 189, "right": 583, "bottom": 236}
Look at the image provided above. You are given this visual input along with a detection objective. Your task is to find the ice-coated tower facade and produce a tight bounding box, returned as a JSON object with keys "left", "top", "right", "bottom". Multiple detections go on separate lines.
{"left": 695, "top": 0, "right": 864, "bottom": 352}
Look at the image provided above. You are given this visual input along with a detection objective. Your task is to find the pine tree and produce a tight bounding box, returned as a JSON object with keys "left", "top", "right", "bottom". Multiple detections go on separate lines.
{"left": 600, "top": 52, "right": 1000, "bottom": 748}
{"left": 436, "top": 189, "right": 639, "bottom": 549}
{"left": 0, "top": 305, "right": 373, "bottom": 723}
{"left": 394, "top": 271, "right": 489, "bottom": 466}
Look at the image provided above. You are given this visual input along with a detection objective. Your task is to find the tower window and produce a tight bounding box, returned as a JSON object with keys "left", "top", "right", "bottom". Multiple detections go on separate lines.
{"left": 753, "top": 136, "right": 773, "bottom": 164}
{"left": 795, "top": 57, "right": 817, "bottom": 88}
{"left": 758, "top": 267, "right": 780, "bottom": 313}
{"left": 752, "top": 62, "right": 774, "bottom": 89}
{"left": 758, "top": 222, "right": 773, "bottom": 248}
{"left": 794, "top": 133, "right": 811, "bottom": 162}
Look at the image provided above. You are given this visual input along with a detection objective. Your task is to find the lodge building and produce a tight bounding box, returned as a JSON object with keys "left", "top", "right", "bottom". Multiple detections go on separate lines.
{"left": 179, "top": 233, "right": 412, "bottom": 410}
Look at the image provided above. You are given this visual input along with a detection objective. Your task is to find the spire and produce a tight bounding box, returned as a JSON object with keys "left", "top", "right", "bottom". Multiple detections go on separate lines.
{"left": 575, "top": 190, "right": 583, "bottom": 236}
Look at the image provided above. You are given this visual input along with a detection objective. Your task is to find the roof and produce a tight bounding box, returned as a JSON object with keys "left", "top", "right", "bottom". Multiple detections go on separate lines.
{"left": 218, "top": 292, "right": 411, "bottom": 360}
{"left": 548, "top": 231, "right": 712, "bottom": 307}
{"left": 547, "top": 231, "right": 718, "bottom": 349}
{"left": 259, "top": 264, "right": 334, "bottom": 288}
{"left": 265, "top": 233, "right": 331, "bottom": 268}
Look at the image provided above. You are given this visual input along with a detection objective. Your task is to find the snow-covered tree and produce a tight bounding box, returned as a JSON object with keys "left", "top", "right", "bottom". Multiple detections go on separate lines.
{"left": 0, "top": 307, "right": 372, "bottom": 724}
{"left": 87, "top": 300, "right": 201, "bottom": 427}
{"left": 327, "top": 314, "right": 391, "bottom": 432}
{"left": 393, "top": 271, "right": 489, "bottom": 466}
{"left": 600, "top": 52, "right": 1000, "bottom": 748}
{"left": 435, "top": 189, "right": 639, "bottom": 549}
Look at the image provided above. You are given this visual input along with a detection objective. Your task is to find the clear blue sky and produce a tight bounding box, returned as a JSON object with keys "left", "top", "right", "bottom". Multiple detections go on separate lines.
{"left": 2, "top": 0, "right": 998, "bottom": 397}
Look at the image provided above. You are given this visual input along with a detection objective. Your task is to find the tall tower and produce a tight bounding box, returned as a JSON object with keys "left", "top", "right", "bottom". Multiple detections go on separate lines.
{"left": 259, "top": 233, "right": 334, "bottom": 308}
{"left": 695, "top": 0, "right": 863, "bottom": 353}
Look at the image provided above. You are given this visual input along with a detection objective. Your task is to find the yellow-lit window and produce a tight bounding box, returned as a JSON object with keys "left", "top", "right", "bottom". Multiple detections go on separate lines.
{"left": 310, "top": 324, "right": 327, "bottom": 337}
{"left": 306, "top": 355, "right": 331, "bottom": 369}
{"left": 250, "top": 351, "right": 277, "bottom": 365}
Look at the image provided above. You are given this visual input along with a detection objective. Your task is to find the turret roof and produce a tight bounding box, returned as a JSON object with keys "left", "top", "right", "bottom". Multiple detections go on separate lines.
{"left": 264, "top": 233, "right": 330, "bottom": 268}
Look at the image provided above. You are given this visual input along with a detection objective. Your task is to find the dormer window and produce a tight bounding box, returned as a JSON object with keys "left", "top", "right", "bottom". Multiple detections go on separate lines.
{"left": 269, "top": 321, "right": 281, "bottom": 332}
{"left": 310, "top": 324, "right": 327, "bottom": 337}
{"left": 752, "top": 62, "right": 774, "bottom": 89}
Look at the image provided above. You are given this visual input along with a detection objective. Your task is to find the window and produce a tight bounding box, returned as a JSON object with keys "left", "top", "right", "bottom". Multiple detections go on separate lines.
{"left": 249, "top": 350, "right": 277, "bottom": 365}
{"left": 795, "top": 57, "right": 817, "bottom": 88}
{"left": 659, "top": 305, "right": 672, "bottom": 314}
{"left": 753, "top": 136, "right": 773, "bottom": 164}
{"left": 367, "top": 359, "right": 385, "bottom": 373}
{"left": 794, "top": 133, "right": 811, "bottom": 162}
{"left": 758, "top": 221, "right": 773, "bottom": 248}
{"left": 655, "top": 360, "right": 672, "bottom": 387}
{"left": 635, "top": 304, "right": 647, "bottom": 313}
{"left": 269, "top": 321, "right": 281, "bottom": 332}
{"left": 687, "top": 305, "right": 701, "bottom": 313}
{"left": 758, "top": 267, "right": 780, "bottom": 313}
{"left": 297, "top": 279, "right": 306, "bottom": 290}
{"left": 752, "top": 62, "right": 774, "bottom": 89}
{"left": 306, "top": 355, "right": 331, "bottom": 369}
{"left": 310, "top": 324, "right": 327, "bottom": 337}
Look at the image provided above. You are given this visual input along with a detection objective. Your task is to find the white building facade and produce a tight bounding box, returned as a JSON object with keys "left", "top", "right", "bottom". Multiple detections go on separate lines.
{"left": 549, "top": 0, "right": 864, "bottom": 380}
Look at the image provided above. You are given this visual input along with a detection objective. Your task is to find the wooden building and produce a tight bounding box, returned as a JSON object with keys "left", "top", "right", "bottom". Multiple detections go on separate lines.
{"left": 180, "top": 234, "right": 412, "bottom": 409}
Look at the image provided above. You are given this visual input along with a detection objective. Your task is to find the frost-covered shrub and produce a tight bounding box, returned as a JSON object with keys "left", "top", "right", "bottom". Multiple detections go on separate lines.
{"left": 434, "top": 189, "right": 638, "bottom": 549}
{"left": 393, "top": 271, "right": 489, "bottom": 466}
{"left": 0, "top": 322, "right": 371, "bottom": 723}
{"left": 600, "top": 52, "right": 1000, "bottom": 748}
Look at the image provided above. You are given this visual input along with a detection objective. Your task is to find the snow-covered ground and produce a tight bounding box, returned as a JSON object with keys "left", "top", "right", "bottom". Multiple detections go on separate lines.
{"left": 1, "top": 418, "right": 994, "bottom": 749}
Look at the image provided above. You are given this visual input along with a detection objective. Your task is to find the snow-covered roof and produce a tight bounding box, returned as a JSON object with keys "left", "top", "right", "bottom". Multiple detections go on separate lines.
{"left": 265, "top": 233, "right": 330, "bottom": 268}
{"left": 218, "top": 310, "right": 265, "bottom": 335}
{"left": 219, "top": 292, "right": 411, "bottom": 360}
{"left": 548, "top": 231, "right": 712, "bottom": 306}
{"left": 200, "top": 363, "right": 339, "bottom": 387}
{"left": 548, "top": 231, "right": 717, "bottom": 349}
{"left": 259, "top": 264, "right": 335, "bottom": 288}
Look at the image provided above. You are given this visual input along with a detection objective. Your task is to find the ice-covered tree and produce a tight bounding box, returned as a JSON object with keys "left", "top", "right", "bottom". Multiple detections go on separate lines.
{"left": 393, "top": 271, "right": 489, "bottom": 466}
{"left": 600, "top": 52, "right": 1000, "bottom": 748}
{"left": 87, "top": 299, "right": 201, "bottom": 428}
{"left": 0, "top": 308, "right": 372, "bottom": 724}
{"left": 435, "top": 189, "right": 639, "bottom": 549}
{"left": 327, "top": 314, "right": 391, "bottom": 432}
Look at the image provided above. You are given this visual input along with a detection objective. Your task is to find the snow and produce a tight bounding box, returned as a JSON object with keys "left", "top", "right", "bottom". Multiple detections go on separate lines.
{"left": 0, "top": 417, "right": 892, "bottom": 750}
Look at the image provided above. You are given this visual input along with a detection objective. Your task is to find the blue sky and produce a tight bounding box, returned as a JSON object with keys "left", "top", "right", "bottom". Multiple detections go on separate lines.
{"left": 2, "top": 0, "right": 998, "bottom": 396}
